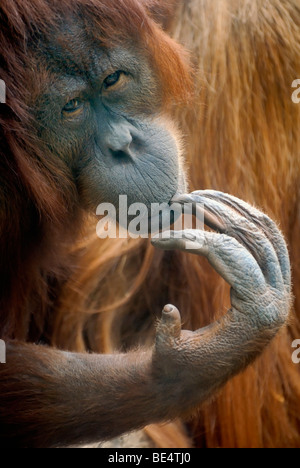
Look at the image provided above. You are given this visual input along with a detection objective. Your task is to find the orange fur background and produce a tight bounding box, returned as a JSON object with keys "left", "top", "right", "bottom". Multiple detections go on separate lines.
{"left": 1, "top": 0, "right": 297, "bottom": 448}
{"left": 52, "top": 0, "right": 300, "bottom": 447}
{"left": 169, "top": 0, "right": 300, "bottom": 447}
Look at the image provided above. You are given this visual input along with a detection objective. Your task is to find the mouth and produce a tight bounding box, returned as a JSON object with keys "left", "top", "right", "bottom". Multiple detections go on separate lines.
{"left": 143, "top": 171, "right": 188, "bottom": 233}
{"left": 125, "top": 170, "right": 188, "bottom": 236}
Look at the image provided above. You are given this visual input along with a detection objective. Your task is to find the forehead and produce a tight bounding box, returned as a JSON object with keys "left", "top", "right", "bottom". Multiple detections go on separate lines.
{"left": 34, "top": 17, "right": 141, "bottom": 85}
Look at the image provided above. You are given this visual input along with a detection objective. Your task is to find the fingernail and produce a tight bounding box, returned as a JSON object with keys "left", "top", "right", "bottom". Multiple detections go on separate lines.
{"left": 163, "top": 305, "right": 173, "bottom": 313}
{"left": 172, "top": 194, "right": 192, "bottom": 204}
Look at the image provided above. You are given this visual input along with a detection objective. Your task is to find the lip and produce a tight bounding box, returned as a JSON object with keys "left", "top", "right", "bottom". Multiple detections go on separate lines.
{"left": 127, "top": 171, "right": 188, "bottom": 235}
{"left": 145, "top": 199, "right": 183, "bottom": 235}
{"left": 146, "top": 172, "right": 188, "bottom": 231}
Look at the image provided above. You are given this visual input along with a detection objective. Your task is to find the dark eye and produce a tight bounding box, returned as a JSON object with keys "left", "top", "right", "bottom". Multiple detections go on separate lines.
{"left": 62, "top": 99, "right": 82, "bottom": 115}
{"left": 103, "top": 71, "right": 124, "bottom": 89}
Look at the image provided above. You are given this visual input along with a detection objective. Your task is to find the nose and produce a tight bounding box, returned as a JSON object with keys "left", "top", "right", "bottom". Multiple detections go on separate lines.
{"left": 104, "top": 122, "right": 133, "bottom": 157}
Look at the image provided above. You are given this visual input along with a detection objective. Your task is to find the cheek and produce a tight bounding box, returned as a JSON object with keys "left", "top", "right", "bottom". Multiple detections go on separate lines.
{"left": 38, "top": 119, "right": 93, "bottom": 167}
{"left": 77, "top": 120, "right": 184, "bottom": 212}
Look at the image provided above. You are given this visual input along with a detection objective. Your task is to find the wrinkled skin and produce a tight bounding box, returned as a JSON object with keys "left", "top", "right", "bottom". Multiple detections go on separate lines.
{"left": 152, "top": 191, "right": 291, "bottom": 409}
{"left": 0, "top": 4, "right": 291, "bottom": 449}
{"left": 0, "top": 191, "right": 291, "bottom": 447}
{"left": 34, "top": 24, "right": 185, "bottom": 214}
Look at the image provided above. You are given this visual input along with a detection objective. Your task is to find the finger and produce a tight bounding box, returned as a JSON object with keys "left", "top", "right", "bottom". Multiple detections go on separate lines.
{"left": 175, "top": 193, "right": 285, "bottom": 290}
{"left": 155, "top": 305, "right": 182, "bottom": 347}
{"left": 193, "top": 190, "right": 291, "bottom": 289}
{"left": 172, "top": 194, "right": 226, "bottom": 233}
{"left": 152, "top": 230, "right": 267, "bottom": 297}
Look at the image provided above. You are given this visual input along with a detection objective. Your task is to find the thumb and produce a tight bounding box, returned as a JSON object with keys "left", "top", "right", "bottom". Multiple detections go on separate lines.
{"left": 155, "top": 305, "right": 182, "bottom": 347}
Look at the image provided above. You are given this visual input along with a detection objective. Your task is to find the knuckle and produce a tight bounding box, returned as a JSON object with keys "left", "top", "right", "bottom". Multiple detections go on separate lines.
{"left": 256, "top": 290, "right": 291, "bottom": 329}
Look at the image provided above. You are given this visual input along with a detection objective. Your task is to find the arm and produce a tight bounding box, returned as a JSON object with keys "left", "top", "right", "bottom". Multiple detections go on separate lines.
{"left": 0, "top": 343, "right": 158, "bottom": 447}
{"left": 0, "top": 191, "right": 291, "bottom": 447}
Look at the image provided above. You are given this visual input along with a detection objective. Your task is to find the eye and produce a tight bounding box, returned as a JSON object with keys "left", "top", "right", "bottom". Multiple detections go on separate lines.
{"left": 62, "top": 99, "right": 83, "bottom": 118}
{"left": 103, "top": 71, "right": 126, "bottom": 90}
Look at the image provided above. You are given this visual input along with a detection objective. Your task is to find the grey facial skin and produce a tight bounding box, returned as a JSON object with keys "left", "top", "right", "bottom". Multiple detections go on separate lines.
{"left": 80, "top": 116, "right": 181, "bottom": 212}
{"left": 0, "top": 11, "right": 292, "bottom": 448}
{"left": 34, "top": 28, "right": 184, "bottom": 218}
{"left": 35, "top": 23, "right": 291, "bottom": 403}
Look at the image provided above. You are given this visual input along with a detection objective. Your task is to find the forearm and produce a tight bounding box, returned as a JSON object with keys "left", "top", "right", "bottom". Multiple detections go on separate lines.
{"left": 0, "top": 342, "right": 161, "bottom": 448}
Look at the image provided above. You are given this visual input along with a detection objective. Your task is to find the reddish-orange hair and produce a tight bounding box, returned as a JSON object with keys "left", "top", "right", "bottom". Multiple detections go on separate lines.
{"left": 0, "top": 0, "right": 191, "bottom": 338}
{"left": 53, "top": 0, "right": 300, "bottom": 449}
{"left": 1, "top": 0, "right": 299, "bottom": 449}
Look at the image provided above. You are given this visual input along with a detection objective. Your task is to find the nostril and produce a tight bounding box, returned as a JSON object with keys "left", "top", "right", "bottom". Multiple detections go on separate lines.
{"left": 109, "top": 149, "right": 132, "bottom": 160}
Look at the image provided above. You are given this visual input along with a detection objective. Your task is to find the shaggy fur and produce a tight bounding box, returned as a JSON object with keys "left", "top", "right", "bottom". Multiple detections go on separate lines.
{"left": 0, "top": 0, "right": 190, "bottom": 340}
{"left": 53, "top": 0, "right": 300, "bottom": 448}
